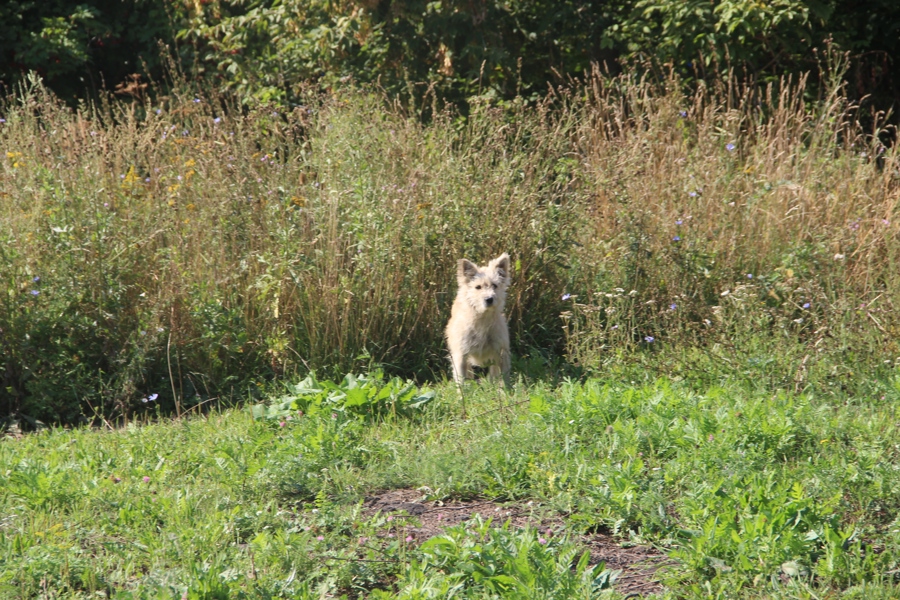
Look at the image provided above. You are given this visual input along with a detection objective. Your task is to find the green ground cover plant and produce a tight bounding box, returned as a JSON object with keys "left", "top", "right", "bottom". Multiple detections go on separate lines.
{"left": 3, "top": 376, "right": 900, "bottom": 598}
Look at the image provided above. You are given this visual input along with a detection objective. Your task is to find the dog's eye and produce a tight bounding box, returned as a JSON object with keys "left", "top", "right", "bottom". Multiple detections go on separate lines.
{"left": 475, "top": 285, "right": 481, "bottom": 290}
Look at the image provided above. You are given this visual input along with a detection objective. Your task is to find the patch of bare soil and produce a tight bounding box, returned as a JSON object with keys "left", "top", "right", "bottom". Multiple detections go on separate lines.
{"left": 363, "top": 489, "right": 669, "bottom": 598}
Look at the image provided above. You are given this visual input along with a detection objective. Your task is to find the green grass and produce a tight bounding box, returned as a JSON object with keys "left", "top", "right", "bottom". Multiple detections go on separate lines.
{"left": 4, "top": 373, "right": 900, "bottom": 598}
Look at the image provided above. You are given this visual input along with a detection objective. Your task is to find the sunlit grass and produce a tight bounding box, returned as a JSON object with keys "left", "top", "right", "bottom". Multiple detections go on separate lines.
{"left": 3, "top": 375, "right": 900, "bottom": 597}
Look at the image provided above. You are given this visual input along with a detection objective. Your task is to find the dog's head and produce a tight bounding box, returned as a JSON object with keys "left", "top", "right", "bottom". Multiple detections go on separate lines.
{"left": 457, "top": 253, "right": 511, "bottom": 314}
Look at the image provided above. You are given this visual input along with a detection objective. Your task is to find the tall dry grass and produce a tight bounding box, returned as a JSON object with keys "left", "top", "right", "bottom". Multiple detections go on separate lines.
{"left": 1, "top": 65, "right": 897, "bottom": 423}
{"left": 563, "top": 65, "right": 899, "bottom": 391}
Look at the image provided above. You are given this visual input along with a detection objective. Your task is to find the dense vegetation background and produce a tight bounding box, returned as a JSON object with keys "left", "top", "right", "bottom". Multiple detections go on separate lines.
{"left": 2, "top": 0, "right": 900, "bottom": 425}
{"left": 2, "top": 0, "right": 900, "bottom": 110}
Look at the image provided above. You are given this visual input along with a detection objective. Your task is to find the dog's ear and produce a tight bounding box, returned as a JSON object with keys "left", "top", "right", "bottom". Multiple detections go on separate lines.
{"left": 490, "top": 253, "right": 510, "bottom": 280}
{"left": 458, "top": 259, "right": 479, "bottom": 282}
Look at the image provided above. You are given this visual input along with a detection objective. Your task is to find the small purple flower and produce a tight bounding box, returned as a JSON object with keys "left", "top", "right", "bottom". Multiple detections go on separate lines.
{"left": 331, "top": 413, "right": 337, "bottom": 419}
{"left": 30, "top": 290, "right": 39, "bottom": 296}
{"left": 726, "top": 143, "right": 736, "bottom": 152}
{"left": 182, "top": 130, "right": 189, "bottom": 136}
{"left": 746, "top": 273, "right": 753, "bottom": 279}
{"left": 611, "top": 325, "right": 619, "bottom": 330}
{"left": 112, "top": 476, "right": 121, "bottom": 483}
{"left": 708, "top": 434, "right": 714, "bottom": 442}
{"left": 538, "top": 537, "right": 547, "bottom": 544}
{"left": 405, "top": 535, "right": 414, "bottom": 542}
{"left": 145, "top": 177, "right": 150, "bottom": 183}
{"left": 148, "top": 393, "right": 158, "bottom": 401}
{"left": 689, "top": 191, "right": 697, "bottom": 197}
{"left": 142, "top": 476, "right": 150, "bottom": 483}
{"left": 675, "top": 219, "right": 683, "bottom": 226}
{"left": 679, "top": 111, "right": 687, "bottom": 118}
{"left": 120, "top": 174, "right": 126, "bottom": 179}
{"left": 673, "top": 235, "right": 681, "bottom": 242}
{"left": 561, "top": 293, "right": 571, "bottom": 301}
{"left": 644, "top": 336, "right": 654, "bottom": 343}
{"left": 140, "top": 330, "right": 147, "bottom": 336}
{"left": 177, "top": 175, "right": 182, "bottom": 181}
{"left": 213, "top": 117, "right": 221, "bottom": 124}
{"left": 802, "top": 303, "right": 810, "bottom": 309}
{"left": 193, "top": 98, "right": 201, "bottom": 103}
{"left": 882, "top": 219, "right": 890, "bottom": 226}
{"left": 155, "top": 109, "right": 161, "bottom": 115}
{"left": 669, "top": 303, "right": 677, "bottom": 310}
{"left": 32, "top": 276, "right": 40, "bottom": 283}
{"left": 316, "top": 535, "right": 324, "bottom": 541}
{"left": 0, "top": 118, "right": 6, "bottom": 123}
{"left": 279, "top": 421, "right": 286, "bottom": 428}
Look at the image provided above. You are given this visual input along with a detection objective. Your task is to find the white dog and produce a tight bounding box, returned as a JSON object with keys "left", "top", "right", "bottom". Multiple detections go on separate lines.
{"left": 445, "top": 253, "right": 511, "bottom": 385}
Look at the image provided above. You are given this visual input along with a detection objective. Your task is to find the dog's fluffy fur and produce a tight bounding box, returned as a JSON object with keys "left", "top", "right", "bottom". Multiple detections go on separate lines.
{"left": 445, "top": 253, "right": 511, "bottom": 384}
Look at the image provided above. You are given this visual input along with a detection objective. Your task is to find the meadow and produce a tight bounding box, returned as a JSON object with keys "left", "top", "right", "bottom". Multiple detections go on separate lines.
{"left": 4, "top": 374, "right": 900, "bottom": 598}
{"left": 2, "top": 59, "right": 900, "bottom": 597}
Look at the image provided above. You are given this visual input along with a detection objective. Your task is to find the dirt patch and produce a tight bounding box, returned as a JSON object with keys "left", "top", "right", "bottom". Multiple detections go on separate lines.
{"left": 363, "top": 489, "right": 668, "bottom": 598}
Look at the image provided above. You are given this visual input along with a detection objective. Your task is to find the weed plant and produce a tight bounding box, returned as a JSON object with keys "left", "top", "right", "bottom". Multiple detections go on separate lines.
{"left": 1, "top": 60, "right": 898, "bottom": 423}
{"left": 4, "top": 376, "right": 900, "bottom": 598}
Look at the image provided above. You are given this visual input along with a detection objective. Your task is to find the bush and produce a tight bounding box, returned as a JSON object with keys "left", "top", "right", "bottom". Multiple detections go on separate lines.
{"left": 0, "top": 0, "right": 184, "bottom": 103}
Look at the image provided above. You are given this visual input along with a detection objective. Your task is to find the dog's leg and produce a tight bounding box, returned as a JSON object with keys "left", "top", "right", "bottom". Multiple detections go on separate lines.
{"left": 450, "top": 351, "right": 468, "bottom": 386}
{"left": 500, "top": 348, "right": 511, "bottom": 378}
{"left": 488, "top": 353, "right": 509, "bottom": 389}
{"left": 450, "top": 351, "right": 471, "bottom": 416}
{"left": 492, "top": 349, "right": 510, "bottom": 388}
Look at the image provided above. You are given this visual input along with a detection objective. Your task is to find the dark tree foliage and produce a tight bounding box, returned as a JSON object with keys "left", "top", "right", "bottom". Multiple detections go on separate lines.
{"left": 0, "top": 0, "right": 181, "bottom": 101}
{"left": 615, "top": 0, "right": 900, "bottom": 111}
{"left": 177, "top": 0, "right": 624, "bottom": 108}
{"left": 827, "top": 0, "right": 900, "bottom": 108}
{"left": 0, "top": 1, "right": 898, "bottom": 113}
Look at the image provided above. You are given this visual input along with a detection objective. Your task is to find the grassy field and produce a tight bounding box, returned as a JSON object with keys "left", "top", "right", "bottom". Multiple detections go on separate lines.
{"left": 2, "top": 59, "right": 900, "bottom": 598}
{"left": 4, "top": 373, "right": 900, "bottom": 598}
